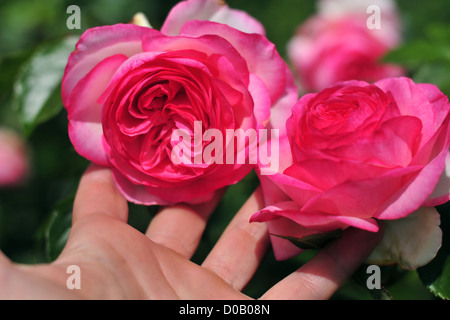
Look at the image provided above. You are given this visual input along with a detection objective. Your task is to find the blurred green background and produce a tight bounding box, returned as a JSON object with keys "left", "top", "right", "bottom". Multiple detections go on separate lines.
{"left": 0, "top": 0, "right": 449, "bottom": 300}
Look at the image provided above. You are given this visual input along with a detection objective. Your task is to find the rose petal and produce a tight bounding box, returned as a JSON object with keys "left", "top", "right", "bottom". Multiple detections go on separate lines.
{"left": 327, "top": 116, "right": 423, "bottom": 167}
{"left": 250, "top": 201, "right": 345, "bottom": 232}
{"left": 179, "top": 20, "right": 287, "bottom": 102}
{"left": 250, "top": 200, "right": 301, "bottom": 222}
{"left": 67, "top": 54, "right": 128, "bottom": 166}
{"left": 142, "top": 32, "right": 250, "bottom": 88}
{"left": 67, "top": 54, "right": 128, "bottom": 120}
{"left": 378, "top": 141, "right": 449, "bottom": 220}
{"left": 257, "top": 133, "right": 292, "bottom": 177}
{"left": 257, "top": 173, "right": 291, "bottom": 206}
{"left": 375, "top": 77, "right": 447, "bottom": 149}
{"left": 366, "top": 207, "right": 442, "bottom": 270}
{"left": 112, "top": 166, "right": 224, "bottom": 205}
{"left": 331, "top": 216, "right": 379, "bottom": 232}
{"left": 161, "top": 0, "right": 265, "bottom": 36}
{"left": 142, "top": 163, "right": 252, "bottom": 203}
{"left": 68, "top": 122, "right": 108, "bottom": 166}
{"left": 248, "top": 74, "right": 271, "bottom": 128}
{"left": 266, "top": 66, "right": 299, "bottom": 137}
{"left": 263, "top": 171, "right": 322, "bottom": 208}
{"left": 284, "top": 159, "right": 395, "bottom": 191}
{"left": 424, "top": 150, "right": 450, "bottom": 206}
{"left": 417, "top": 82, "right": 450, "bottom": 126}
{"left": 111, "top": 168, "right": 171, "bottom": 206}
{"left": 302, "top": 165, "right": 422, "bottom": 219}
{"left": 62, "top": 24, "right": 158, "bottom": 106}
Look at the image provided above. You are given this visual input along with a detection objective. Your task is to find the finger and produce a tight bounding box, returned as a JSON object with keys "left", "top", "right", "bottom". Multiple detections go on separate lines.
{"left": 202, "top": 186, "right": 269, "bottom": 291}
{"left": 260, "top": 226, "right": 384, "bottom": 300}
{"left": 145, "top": 188, "right": 225, "bottom": 259}
{"left": 72, "top": 164, "right": 129, "bottom": 224}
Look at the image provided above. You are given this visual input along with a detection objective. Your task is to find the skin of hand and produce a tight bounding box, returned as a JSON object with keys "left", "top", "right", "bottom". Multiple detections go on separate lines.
{"left": 0, "top": 164, "right": 383, "bottom": 300}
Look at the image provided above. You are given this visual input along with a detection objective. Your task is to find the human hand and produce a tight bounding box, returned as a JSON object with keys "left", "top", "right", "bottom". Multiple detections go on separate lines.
{"left": 0, "top": 164, "right": 383, "bottom": 299}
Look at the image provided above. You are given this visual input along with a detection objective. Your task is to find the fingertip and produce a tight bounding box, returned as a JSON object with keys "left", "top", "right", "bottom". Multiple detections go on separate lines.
{"left": 321, "top": 225, "right": 385, "bottom": 272}
{"left": 73, "top": 164, "right": 129, "bottom": 223}
{"left": 145, "top": 187, "right": 226, "bottom": 259}
{"left": 260, "top": 225, "right": 385, "bottom": 300}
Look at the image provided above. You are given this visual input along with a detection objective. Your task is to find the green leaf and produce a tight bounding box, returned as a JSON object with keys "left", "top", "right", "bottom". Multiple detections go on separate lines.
{"left": 351, "top": 264, "right": 393, "bottom": 300}
{"left": 418, "top": 203, "right": 450, "bottom": 300}
{"left": 382, "top": 41, "right": 450, "bottom": 68}
{"left": 42, "top": 195, "right": 74, "bottom": 262}
{"left": 13, "top": 35, "right": 78, "bottom": 137}
{"left": 271, "top": 229, "right": 342, "bottom": 250}
{"left": 0, "top": 50, "right": 34, "bottom": 128}
{"left": 422, "top": 23, "right": 450, "bottom": 45}
{"left": 412, "top": 62, "right": 450, "bottom": 96}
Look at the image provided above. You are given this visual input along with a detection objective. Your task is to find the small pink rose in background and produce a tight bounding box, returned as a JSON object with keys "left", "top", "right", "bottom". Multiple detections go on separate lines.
{"left": 317, "top": 0, "right": 401, "bottom": 47}
{"left": 62, "top": 0, "right": 297, "bottom": 205}
{"left": 0, "top": 128, "right": 29, "bottom": 187}
{"left": 253, "top": 77, "right": 450, "bottom": 269}
{"left": 288, "top": 0, "right": 405, "bottom": 93}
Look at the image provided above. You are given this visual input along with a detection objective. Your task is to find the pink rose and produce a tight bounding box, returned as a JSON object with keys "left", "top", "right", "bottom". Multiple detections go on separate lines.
{"left": 252, "top": 77, "right": 450, "bottom": 264}
{"left": 288, "top": 0, "right": 404, "bottom": 92}
{"left": 62, "top": 0, "right": 297, "bottom": 205}
{"left": 0, "top": 128, "right": 29, "bottom": 186}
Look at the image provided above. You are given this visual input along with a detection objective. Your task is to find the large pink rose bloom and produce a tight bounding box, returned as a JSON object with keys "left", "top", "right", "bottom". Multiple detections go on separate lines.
{"left": 252, "top": 77, "right": 450, "bottom": 262}
{"left": 288, "top": 1, "right": 404, "bottom": 92}
{"left": 62, "top": 0, "right": 297, "bottom": 205}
